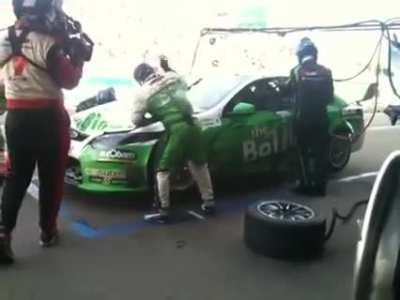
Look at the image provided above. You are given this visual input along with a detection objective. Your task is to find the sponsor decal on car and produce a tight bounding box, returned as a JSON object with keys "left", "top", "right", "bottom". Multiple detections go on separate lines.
{"left": 199, "top": 118, "right": 222, "bottom": 129}
{"left": 75, "top": 112, "right": 109, "bottom": 132}
{"left": 97, "top": 149, "right": 136, "bottom": 162}
{"left": 242, "top": 125, "right": 294, "bottom": 162}
{"left": 85, "top": 168, "right": 127, "bottom": 185}
{"left": 243, "top": 127, "right": 280, "bottom": 162}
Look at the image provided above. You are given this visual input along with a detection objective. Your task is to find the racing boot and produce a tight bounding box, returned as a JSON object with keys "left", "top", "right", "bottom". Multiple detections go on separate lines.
{"left": 201, "top": 200, "right": 216, "bottom": 215}
{"left": 0, "top": 229, "right": 14, "bottom": 265}
{"left": 39, "top": 229, "right": 59, "bottom": 248}
{"left": 144, "top": 208, "right": 170, "bottom": 224}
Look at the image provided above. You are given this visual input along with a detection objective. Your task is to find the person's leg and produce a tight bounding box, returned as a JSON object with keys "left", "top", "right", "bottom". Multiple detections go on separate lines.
{"left": 293, "top": 124, "right": 316, "bottom": 194}
{"left": 188, "top": 161, "right": 215, "bottom": 212}
{"left": 1, "top": 148, "right": 36, "bottom": 233}
{"left": 37, "top": 108, "right": 70, "bottom": 246}
{"left": 294, "top": 132, "right": 311, "bottom": 191}
{"left": 297, "top": 144, "right": 309, "bottom": 187}
{"left": 1, "top": 112, "right": 37, "bottom": 233}
{"left": 312, "top": 129, "right": 329, "bottom": 195}
{"left": 144, "top": 170, "right": 172, "bottom": 222}
{"left": 0, "top": 111, "right": 37, "bottom": 263}
{"left": 145, "top": 128, "right": 184, "bottom": 222}
{"left": 184, "top": 124, "right": 215, "bottom": 212}
{"left": 156, "top": 171, "right": 171, "bottom": 210}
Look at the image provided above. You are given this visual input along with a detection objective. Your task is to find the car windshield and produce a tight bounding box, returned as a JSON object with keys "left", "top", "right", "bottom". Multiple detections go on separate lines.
{"left": 187, "top": 76, "right": 245, "bottom": 112}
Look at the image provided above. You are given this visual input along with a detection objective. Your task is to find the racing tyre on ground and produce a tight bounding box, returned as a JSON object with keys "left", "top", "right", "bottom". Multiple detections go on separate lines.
{"left": 328, "top": 134, "right": 352, "bottom": 172}
{"left": 244, "top": 200, "right": 327, "bottom": 259}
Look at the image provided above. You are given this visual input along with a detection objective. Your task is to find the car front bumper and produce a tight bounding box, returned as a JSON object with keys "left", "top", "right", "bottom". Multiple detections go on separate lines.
{"left": 66, "top": 139, "right": 156, "bottom": 194}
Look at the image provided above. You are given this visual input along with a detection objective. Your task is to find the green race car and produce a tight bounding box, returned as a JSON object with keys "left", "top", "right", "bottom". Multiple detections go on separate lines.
{"left": 66, "top": 74, "right": 366, "bottom": 194}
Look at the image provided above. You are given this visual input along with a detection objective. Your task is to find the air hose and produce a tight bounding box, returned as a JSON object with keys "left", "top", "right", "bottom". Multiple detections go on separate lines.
{"left": 334, "top": 25, "right": 384, "bottom": 83}
{"left": 385, "top": 23, "right": 400, "bottom": 101}
{"left": 324, "top": 199, "right": 369, "bottom": 242}
{"left": 332, "top": 24, "right": 385, "bottom": 144}
{"left": 332, "top": 51, "right": 381, "bottom": 144}
{"left": 335, "top": 20, "right": 400, "bottom": 144}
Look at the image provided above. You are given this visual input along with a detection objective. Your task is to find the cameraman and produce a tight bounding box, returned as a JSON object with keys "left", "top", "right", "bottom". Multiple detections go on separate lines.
{"left": 0, "top": 0, "right": 88, "bottom": 264}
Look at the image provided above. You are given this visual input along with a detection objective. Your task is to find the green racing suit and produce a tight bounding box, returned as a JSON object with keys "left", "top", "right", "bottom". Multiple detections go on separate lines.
{"left": 131, "top": 72, "right": 214, "bottom": 209}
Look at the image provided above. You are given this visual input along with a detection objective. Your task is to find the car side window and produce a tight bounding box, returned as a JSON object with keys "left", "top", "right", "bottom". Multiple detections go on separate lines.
{"left": 223, "top": 78, "right": 290, "bottom": 116}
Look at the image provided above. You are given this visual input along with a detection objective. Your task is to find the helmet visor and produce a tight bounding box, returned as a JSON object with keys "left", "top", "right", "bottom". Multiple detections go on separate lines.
{"left": 301, "top": 55, "right": 316, "bottom": 64}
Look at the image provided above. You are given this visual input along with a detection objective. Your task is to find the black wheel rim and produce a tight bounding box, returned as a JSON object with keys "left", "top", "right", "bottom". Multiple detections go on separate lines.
{"left": 257, "top": 201, "right": 315, "bottom": 222}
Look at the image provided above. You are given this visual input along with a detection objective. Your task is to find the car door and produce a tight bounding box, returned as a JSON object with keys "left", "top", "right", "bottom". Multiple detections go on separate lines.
{"left": 208, "top": 78, "right": 294, "bottom": 175}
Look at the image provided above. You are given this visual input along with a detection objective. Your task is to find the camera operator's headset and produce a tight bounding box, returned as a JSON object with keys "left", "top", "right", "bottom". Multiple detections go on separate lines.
{"left": 2, "top": 1, "right": 93, "bottom": 74}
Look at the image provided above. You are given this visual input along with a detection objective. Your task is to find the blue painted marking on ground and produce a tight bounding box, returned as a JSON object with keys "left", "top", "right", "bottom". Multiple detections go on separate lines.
{"left": 70, "top": 217, "right": 188, "bottom": 239}
{"left": 68, "top": 195, "right": 264, "bottom": 239}
{"left": 93, "top": 220, "right": 158, "bottom": 238}
{"left": 34, "top": 185, "right": 233, "bottom": 239}
{"left": 71, "top": 220, "right": 99, "bottom": 239}
{"left": 34, "top": 190, "right": 268, "bottom": 239}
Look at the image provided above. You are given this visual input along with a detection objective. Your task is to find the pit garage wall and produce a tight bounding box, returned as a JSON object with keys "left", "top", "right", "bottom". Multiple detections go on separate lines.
{"left": 62, "top": 0, "right": 226, "bottom": 77}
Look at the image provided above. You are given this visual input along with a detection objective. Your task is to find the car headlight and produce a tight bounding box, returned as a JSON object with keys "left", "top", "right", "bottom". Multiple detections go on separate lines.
{"left": 70, "top": 128, "right": 89, "bottom": 141}
{"left": 343, "top": 106, "right": 364, "bottom": 117}
{"left": 90, "top": 132, "right": 162, "bottom": 150}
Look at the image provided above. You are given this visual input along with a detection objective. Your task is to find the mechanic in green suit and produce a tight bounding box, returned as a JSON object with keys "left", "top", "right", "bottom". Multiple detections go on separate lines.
{"left": 131, "top": 61, "right": 215, "bottom": 222}
{"left": 286, "top": 38, "right": 334, "bottom": 196}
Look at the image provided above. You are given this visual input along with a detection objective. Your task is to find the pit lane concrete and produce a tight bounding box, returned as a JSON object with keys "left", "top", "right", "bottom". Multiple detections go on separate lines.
{"left": 0, "top": 113, "right": 398, "bottom": 300}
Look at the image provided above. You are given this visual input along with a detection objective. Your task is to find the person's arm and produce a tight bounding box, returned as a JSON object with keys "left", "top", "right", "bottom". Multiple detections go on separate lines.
{"left": 281, "top": 68, "right": 297, "bottom": 97}
{"left": 174, "top": 80, "right": 194, "bottom": 116}
{"left": 320, "top": 67, "right": 334, "bottom": 106}
{"left": 0, "top": 73, "right": 6, "bottom": 115}
{"left": 285, "top": 67, "right": 302, "bottom": 120}
{"left": 327, "top": 69, "right": 334, "bottom": 105}
{"left": 131, "top": 89, "right": 149, "bottom": 127}
{"left": 47, "top": 44, "right": 83, "bottom": 90}
{"left": 160, "top": 56, "right": 175, "bottom": 73}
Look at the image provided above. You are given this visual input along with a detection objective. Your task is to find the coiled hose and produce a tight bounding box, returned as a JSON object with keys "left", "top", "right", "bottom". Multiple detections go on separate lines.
{"left": 324, "top": 199, "right": 369, "bottom": 242}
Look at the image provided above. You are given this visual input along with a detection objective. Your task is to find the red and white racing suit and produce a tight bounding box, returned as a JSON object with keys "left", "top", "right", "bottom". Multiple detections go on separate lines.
{"left": 0, "top": 25, "right": 83, "bottom": 234}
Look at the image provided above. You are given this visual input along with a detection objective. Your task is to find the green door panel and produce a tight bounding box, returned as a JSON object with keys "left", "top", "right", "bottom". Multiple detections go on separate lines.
{"left": 204, "top": 110, "right": 293, "bottom": 175}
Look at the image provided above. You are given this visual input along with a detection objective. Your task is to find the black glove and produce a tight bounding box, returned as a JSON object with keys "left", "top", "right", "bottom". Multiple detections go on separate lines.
{"left": 160, "top": 56, "right": 175, "bottom": 73}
